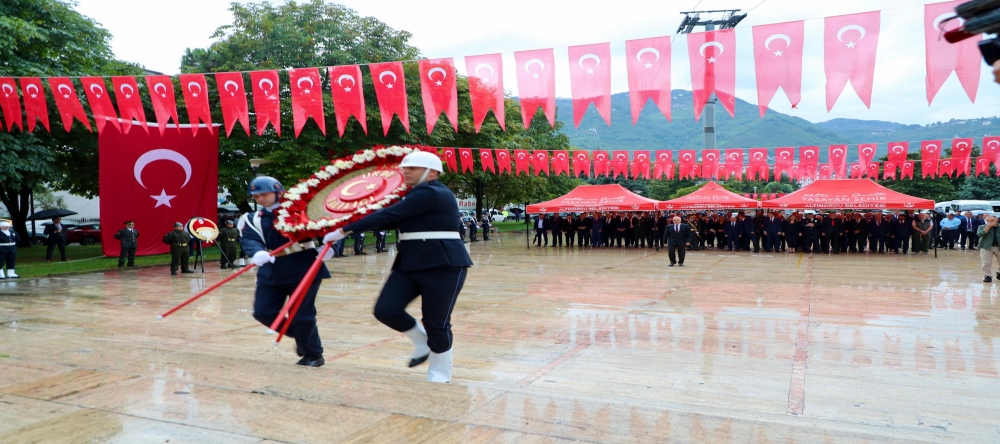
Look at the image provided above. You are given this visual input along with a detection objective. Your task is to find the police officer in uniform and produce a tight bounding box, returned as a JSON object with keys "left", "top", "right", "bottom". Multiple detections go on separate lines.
{"left": 0, "top": 220, "right": 20, "bottom": 279}
{"left": 114, "top": 220, "right": 139, "bottom": 267}
{"left": 324, "top": 151, "right": 472, "bottom": 383}
{"left": 162, "top": 222, "right": 193, "bottom": 275}
{"left": 218, "top": 220, "right": 240, "bottom": 268}
{"left": 240, "top": 176, "right": 331, "bottom": 367}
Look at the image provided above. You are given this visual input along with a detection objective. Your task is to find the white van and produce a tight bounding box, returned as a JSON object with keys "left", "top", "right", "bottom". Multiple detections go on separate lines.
{"left": 935, "top": 200, "right": 993, "bottom": 216}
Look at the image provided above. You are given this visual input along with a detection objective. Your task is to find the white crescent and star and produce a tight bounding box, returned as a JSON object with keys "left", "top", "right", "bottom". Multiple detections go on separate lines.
{"left": 474, "top": 63, "right": 494, "bottom": 83}
{"left": 336, "top": 74, "right": 355, "bottom": 92}
{"left": 89, "top": 83, "right": 104, "bottom": 98}
{"left": 636, "top": 47, "right": 660, "bottom": 69}
{"left": 925, "top": 143, "right": 938, "bottom": 152}
{"left": 525, "top": 58, "right": 545, "bottom": 79}
{"left": 955, "top": 141, "right": 969, "bottom": 149}
{"left": 187, "top": 81, "right": 202, "bottom": 97}
{"left": 836, "top": 24, "right": 866, "bottom": 48}
{"left": 57, "top": 83, "right": 72, "bottom": 98}
{"left": 803, "top": 149, "right": 815, "bottom": 158}
{"left": 862, "top": 147, "right": 874, "bottom": 155}
{"left": 258, "top": 78, "right": 274, "bottom": 95}
{"left": 764, "top": 34, "right": 791, "bottom": 56}
{"left": 517, "top": 152, "right": 526, "bottom": 159}
{"left": 134, "top": 149, "right": 192, "bottom": 208}
{"left": 699, "top": 41, "right": 724, "bottom": 63}
{"left": 753, "top": 152, "right": 764, "bottom": 160}
{"left": 295, "top": 76, "right": 313, "bottom": 94}
{"left": 153, "top": 82, "right": 168, "bottom": 98}
{"left": 578, "top": 54, "right": 600, "bottom": 74}
{"left": 223, "top": 80, "right": 239, "bottom": 96}
{"left": 378, "top": 70, "right": 397, "bottom": 88}
{"left": 832, "top": 148, "right": 844, "bottom": 156}
{"left": 892, "top": 145, "right": 904, "bottom": 153}
{"left": 427, "top": 67, "right": 447, "bottom": 86}
{"left": 1, "top": 83, "right": 13, "bottom": 97}
{"left": 25, "top": 83, "right": 39, "bottom": 98}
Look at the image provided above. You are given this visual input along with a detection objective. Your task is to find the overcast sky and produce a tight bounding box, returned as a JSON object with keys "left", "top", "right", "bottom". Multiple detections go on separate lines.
{"left": 73, "top": 0, "right": 1000, "bottom": 126}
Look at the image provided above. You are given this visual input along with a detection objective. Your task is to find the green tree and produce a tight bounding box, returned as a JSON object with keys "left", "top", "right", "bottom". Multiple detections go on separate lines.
{"left": 956, "top": 166, "right": 1000, "bottom": 200}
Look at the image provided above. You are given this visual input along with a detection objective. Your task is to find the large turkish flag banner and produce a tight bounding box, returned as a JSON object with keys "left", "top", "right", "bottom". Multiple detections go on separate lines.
{"left": 328, "top": 65, "right": 368, "bottom": 137}
{"left": 926, "top": 0, "right": 980, "bottom": 105}
{"left": 465, "top": 53, "right": 505, "bottom": 132}
{"left": 514, "top": 48, "right": 556, "bottom": 128}
{"left": 418, "top": 58, "right": 459, "bottom": 134}
{"left": 567, "top": 42, "right": 612, "bottom": 127}
{"left": 99, "top": 125, "right": 218, "bottom": 257}
{"left": 687, "top": 29, "right": 737, "bottom": 120}
{"left": 752, "top": 20, "right": 804, "bottom": 116}
{"left": 625, "top": 36, "right": 671, "bottom": 124}
{"left": 824, "top": 11, "right": 880, "bottom": 111}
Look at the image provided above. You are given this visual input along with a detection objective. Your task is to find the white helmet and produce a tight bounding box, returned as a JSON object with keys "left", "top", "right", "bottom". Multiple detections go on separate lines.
{"left": 399, "top": 151, "right": 443, "bottom": 172}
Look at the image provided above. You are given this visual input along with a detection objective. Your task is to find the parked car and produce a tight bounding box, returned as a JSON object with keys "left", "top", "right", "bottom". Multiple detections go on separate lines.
{"left": 66, "top": 223, "right": 102, "bottom": 245}
{"left": 31, "top": 221, "right": 80, "bottom": 245}
{"left": 489, "top": 209, "right": 507, "bottom": 222}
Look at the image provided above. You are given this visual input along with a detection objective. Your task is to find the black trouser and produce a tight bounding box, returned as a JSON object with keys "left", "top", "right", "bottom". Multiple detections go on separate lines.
{"left": 469, "top": 226, "right": 477, "bottom": 241}
{"left": 819, "top": 235, "right": 829, "bottom": 253}
{"left": 603, "top": 229, "right": 613, "bottom": 246}
{"left": 626, "top": 228, "right": 635, "bottom": 246}
{"left": 551, "top": 230, "right": 563, "bottom": 246}
{"left": 668, "top": 242, "right": 686, "bottom": 264}
{"left": 0, "top": 248, "right": 15, "bottom": 270}
{"left": 353, "top": 232, "right": 366, "bottom": 254}
{"left": 827, "top": 234, "right": 840, "bottom": 253}
{"left": 220, "top": 244, "right": 238, "bottom": 267}
{"left": 941, "top": 230, "right": 958, "bottom": 249}
{"left": 651, "top": 230, "right": 662, "bottom": 250}
{"left": 636, "top": 232, "right": 647, "bottom": 248}
{"left": 705, "top": 231, "right": 715, "bottom": 248}
{"left": 727, "top": 235, "right": 740, "bottom": 251}
{"left": 482, "top": 226, "right": 490, "bottom": 241}
{"left": 533, "top": 228, "right": 547, "bottom": 246}
{"left": 966, "top": 230, "right": 979, "bottom": 249}
{"left": 801, "top": 233, "right": 817, "bottom": 253}
{"left": 894, "top": 234, "right": 910, "bottom": 253}
{"left": 751, "top": 233, "right": 760, "bottom": 252}
{"left": 373, "top": 267, "right": 468, "bottom": 353}
{"left": 46, "top": 239, "right": 66, "bottom": 261}
{"left": 741, "top": 234, "right": 752, "bottom": 251}
{"left": 578, "top": 229, "right": 590, "bottom": 246}
{"left": 118, "top": 246, "right": 136, "bottom": 266}
{"left": 565, "top": 230, "right": 574, "bottom": 247}
{"left": 764, "top": 233, "right": 780, "bottom": 252}
{"left": 615, "top": 230, "right": 626, "bottom": 247}
{"left": 170, "top": 246, "right": 189, "bottom": 272}
{"left": 254, "top": 279, "right": 323, "bottom": 357}
{"left": 959, "top": 230, "right": 969, "bottom": 248}
{"left": 869, "top": 234, "right": 887, "bottom": 252}
{"left": 375, "top": 232, "right": 386, "bottom": 251}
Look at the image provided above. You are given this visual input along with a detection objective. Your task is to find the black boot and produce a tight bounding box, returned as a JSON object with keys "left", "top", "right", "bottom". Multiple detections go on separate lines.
{"left": 296, "top": 355, "right": 325, "bottom": 367}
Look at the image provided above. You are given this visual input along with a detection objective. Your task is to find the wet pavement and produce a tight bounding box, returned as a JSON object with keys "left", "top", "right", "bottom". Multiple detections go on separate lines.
{"left": 1, "top": 234, "right": 999, "bottom": 443}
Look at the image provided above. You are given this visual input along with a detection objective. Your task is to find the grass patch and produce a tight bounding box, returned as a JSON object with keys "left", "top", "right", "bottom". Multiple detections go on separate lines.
{"left": 8, "top": 244, "right": 225, "bottom": 279}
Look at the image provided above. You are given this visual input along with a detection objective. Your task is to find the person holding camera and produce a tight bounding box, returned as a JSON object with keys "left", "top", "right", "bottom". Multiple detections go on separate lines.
{"left": 43, "top": 217, "right": 68, "bottom": 262}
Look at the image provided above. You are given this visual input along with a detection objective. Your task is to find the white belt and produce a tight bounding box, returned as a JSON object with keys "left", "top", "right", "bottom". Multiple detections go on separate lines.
{"left": 269, "top": 240, "right": 315, "bottom": 256}
{"left": 0, "top": 242, "right": 15, "bottom": 247}
{"left": 399, "top": 231, "right": 460, "bottom": 241}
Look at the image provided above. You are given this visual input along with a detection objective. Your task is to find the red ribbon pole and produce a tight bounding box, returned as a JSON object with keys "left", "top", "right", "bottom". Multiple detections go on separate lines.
{"left": 158, "top": 240, "right": 295, "bottom": 319}
{"left": 271, "top": 242, "right": 332, "bottom": 343}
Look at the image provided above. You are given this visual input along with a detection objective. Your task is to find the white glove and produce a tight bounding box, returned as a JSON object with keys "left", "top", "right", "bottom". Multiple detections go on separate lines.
{"left": 251, "top": 250, "right": 275, "bottom": 266}
{"left": 323, "top": 229, "right": 346, "bottom": 244}
{"left": 320, "top": 246, "right": 335, "bottom": 260}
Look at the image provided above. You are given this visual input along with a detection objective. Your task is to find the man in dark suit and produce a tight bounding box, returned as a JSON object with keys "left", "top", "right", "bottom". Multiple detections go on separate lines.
{"left": 868, "top": 213, "right": 889, "bottom": 253}
{"left": 823, "top": 213, "right": 844, "bottom": 254}
{"left": 963, "top": 211, "right": 982, "bottom": 250}
{"left": 664, "top": 216, "right": 693, "bottom": 266}
{"left": 614, "top": 213, "right": 627, "bottom": 247}
{"left": 723, "top": 215, "right": 741, "bottom": 251}
{"left": 550, "top": 214, "right": 564, "bottom": 247}
{"left": 43, "top": 217, "right": 68, "bottom": 262}
{"left": 956, "top": 211, "right": 970, "bottom": 250}
{"left": 800, "top": 214, "right": 820, "bottom": 253}
{"left": 113, "top": 220, "right": 139, "bottom": 267}
{"left": 602, "top": 213, "right": 615, "bottom": 247}
{"left": 763, "top": 211, "right": 783, "bottom": 253}
{"left": 533, "top": 214, "right": 548, "bottom": 246}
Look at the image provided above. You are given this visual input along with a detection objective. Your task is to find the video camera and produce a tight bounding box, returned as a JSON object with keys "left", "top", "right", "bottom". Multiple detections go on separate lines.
{"left": 944, "top": 0, "right": 1000, "bottom": 64}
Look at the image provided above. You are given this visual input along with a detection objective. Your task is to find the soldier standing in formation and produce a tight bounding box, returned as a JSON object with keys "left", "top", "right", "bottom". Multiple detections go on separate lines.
{"left": 375, "top": 229, "right": 388, "bottom": 253}
{"left": 0, "top": 220, "right": 19, "bottom": 279}
{"left": 218, "top": 220, "right": 240, "bottom": 268}
{"left": 114, "top": 220, "right": 139, "bottom": 267}
{"left": 162, "top": 222, "right": 193, "bottom": 275}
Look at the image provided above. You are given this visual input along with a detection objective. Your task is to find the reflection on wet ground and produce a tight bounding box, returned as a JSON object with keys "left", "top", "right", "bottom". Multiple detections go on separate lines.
{"left": 1, "top": 234, "right": 999, "bottom": 442}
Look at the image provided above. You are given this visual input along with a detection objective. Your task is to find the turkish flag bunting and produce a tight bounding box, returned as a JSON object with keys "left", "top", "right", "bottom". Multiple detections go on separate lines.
{"left": 248, "top": 71, "right": 280, "bottom": 136}
{"left": 0, "top": 77, "right": 23, "bottom": 132}
{"left": 458, "top": 148, "right": 474, "bottom": 173}
{"left": 819, "top": 164, "right": 833, "bottom": 179}
{"left": 110, "top": 76, "right": 147, "bottom": 134}
{"left": 287, "top": 68, "right": 325, "bottom": 137}
{"left": 495, "top": 149, "right": 511, "bottom": 174}
{"left": 678, "top": 150, "right": 697, "bottom": 179}
{"left": 99, "top": 125, "right": 218, "bottom": 257}
{"left": 827, "top": 144, "right": 847, "bottom": 178}
{"left": 419, "top": 58, "right": 458, "bottom": 134}
{"left": 752, "top": 20, "right": 804, "bottom": 116}
{"left": 952, "top": 137, "right": 973, "bottom": 174}
{"left": 926, "top": 1, "right": 980, "bottom": 104}
{"left": 327, "top": 65, "right": 367, "bottom": 137}
{"left": 883, "top": 161, "right": 897, "bottom": 179}
{"left": 848, "top": 163, "right": 863, "bottom": 179}
{"left": 80, "top": 76, "right": 120, "bottom": 134}
{"left": 790, "top": 164, "right": 802, "bottom": 180}
{"left": 573, "top": 151, "right": 590, "bottom": 177}
{"left": 901, "top": 161, "right": 915, "bottom": 179}
{"left": 441, "top": 148, "right": 458, "bottom": 172}
{"left": 593, "top": 151, "right": 610, "bottom": 177}
{"left": 857, "top": 143, "right": 877, "bottom": 170}
{"left": 532, "top": 151, "right": 550, "bottom": 176}
{"left": 724, "top": 149, "right": 743, "bottom": 178}
{"left": 20, "top": 77, "right": 49, "bottom": 133}
{"left": 567, "top": 43, "right": 612, "bottom": 127}
{"left": 825, "top": 11, "right": 881, "bottom": 111}
{"left": 369, "top": 61, "right": 410, "bottom": 135}
{"left": 466, "top": 53, "right": 504, "bottom": 132}
{"left": 701, "top": 149, "right": 720, "bottom": 179}
{"left": 984, "top": 136, "right": 1000, "bottom": 169}
{"left": 687, "top": 29, "right": 737, "bottom": 120}
{"left": 480, "top": 149, "right": 496, "bottom": 173}
{"left": 626, "top": 36, "right": 671, "bottom": 124}
{"left": 611, "top": 151, "right": 629, "bottom": 178}
{"left": 178, "top": 73, "right": 213, "bottom": 136}
{"left": 514, "top": 149, "right": 530, "bottom": 176}
{"left": 774, "top": 147, "right": 794, "bottom": 178}
{"left": 887, "top": 141, "right": 909, "bottom": 163}
{"left": 976, "top": 157, "right": 991, "bottom": 176}
{"left": 799, "top": 146, "right": 819, "bottom": 176}
{"left": 634, "top": 151, "right": 651, "bottom": 179}
{"left": 47, "top": 78, "right": 90, "bottom": 132}
{"left": 921, "top": 140, "right": 943, "bottom": 178}
{"left": 552, "top": 151, "right": 570, "bottom": 176}
{"left": 514, "top": 49, "right": 556, "bottom": 128}
{"left": 215, "top": 72, "right": 250, "bottom": 137}
{"left": 748, "top": 148, "right": 769, "bottom": 181}
{"left": 654, "top": 150, "right": 673, "bottom": 180}
{"left": 939, "top": 158, "right": 956, "bottom": 177}
{"left": 145, "top": 75, "right": 180, "bottom": 136}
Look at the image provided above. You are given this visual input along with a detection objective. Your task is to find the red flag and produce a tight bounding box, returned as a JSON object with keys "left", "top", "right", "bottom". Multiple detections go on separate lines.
{"left": 248, "top": 71, "right": 280, "bottom": 136}
{"left": 825, "top": 11, "right": 881, "bottom": 110}
{"left": 849, "top": 163, "right": 864, "bottom": 179}
{"left": 827, "top": 144, "right": 847, "bottom": 178}
{"left": 47, "top": 78, "right": 90, "bottom": 132}
{"left": 611, "top": 150, "right": 629, "bottom": 178}
{"left": 214, "top": 72, "right": 250, "bottom": 137}
{"left": 99, "top": 125, "right": 218, "bottom": 257}
{"left": 465, "top": 53, "right": 505, "bottom": 132}
{"left": 419, "top": 58, "right": 458, "bottom": 134}
{"left": 626, "top": 36, "right": 671, "bottom": 124}
{"left": 19, "top": 77, "right": 49, "bottom": 133}
{"left": 514, "top": 149, "right": 530, "bottom": 176}
{"left": 514, "top": 49, "right": 556, "bottom": 128}
{"left": 799, "top": 146, "right": 819, "bottom": 178}
{"left": 976, "top": 157, "right": 991, "bottom": 176}
{"left": 568, "top": 43, "right": 612, "bottom": 127}
{"left": 752, "top": 21, "right": 805, "bottom": 116}
{"left": 369, "top": 62, "right": 410, "bottom": 135}
{"left": 678, "top": 150, "right": 697, "bottom": 179}
{"left": 480, "top": 149, "right": 496, "bottom": 173}
{"left": 789, "top": 164, "right": 802, "bottom": 180}
{"left": 458, "top": 148, "right": 474, "bottom": 173}
{"left": 884, "top": 161, "right": 897, "bottom": 179}
{"left": 774, "top": 147, "right": 794, "bottom": 178}
{"left": 178, "top": 74, "right": 213, "bottom": 136}
{"left": 985, "top": 136, "right": 1000, "bottom": 169}
{"left": 887, "top": 141, "right": 909, "bottom": 163}
{"left": 901, "top": 161, "right": 915, "bottom": 179}
{"left": 287, "top": 68, "right": 325, "bottom": 137}
{"left": 926, "top": 1, "right": 980, "bottom": 105}
{"left": 593, "top": 151, "right": 610, "bottom": 177}
{"left": 921, "top": 140, "right": 943, "bottom": 175}
{"left": 573, "top": 151, "right": 591, "bottom": 177}
{"left": 819, "top": 164, "right": 833, "bottom": 179}
{"left": 724, "top": 149, "right": 744, "bottom": 178}
{"left": 80, "top": 76, "right": 120, "bottom": 134}
{"left": 145, "top": 75, "right": 179, "bottom": 136}
{"left": 532, "top": 151, "right": 550, "bottom": 176}
{"left": 952, "top": 137, "right": 973, "bottom": 165}
{"left": 634, "top": 151, "right": 651, "bottom": 179}
{"left": 939, "top": 158, "right": 956, "bottom": 177}
{"left": 654, "top": 150, "right": 673, "bottom": 179}
{"left": 0, "top": 78, "right": 22, "bottom": 132}
{"left": 496, "top": 149, "right": 511, "bottom": 174}
{"left": 552, "top": 151, "right": 570, "bottom": 176}
{"left": 687, "top": 29, "right": 737, "bottom": 120}
{"left": 327, "top": 65, "right": 367, "bottom": 137}
{"left": 442, "top": 148, "right": 457, "bottom": 172}
{"left": 110, "top": 76, "right": 147, "bottom": 134}
{"left": 701, "top": 149, "right": 720, "bottom": 179}
{"left": 857, "top": 143, "right": 877, "bottom": 168}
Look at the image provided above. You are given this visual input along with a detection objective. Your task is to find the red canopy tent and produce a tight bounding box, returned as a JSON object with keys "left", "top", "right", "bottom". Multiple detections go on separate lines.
{"left": 656, "top": 181, "right": 761, "bottom": 211}
{"left": 526, "top": 184, "right": 657, "bottom": 213}
{"left": 761, "top": 179, "right": 934, "bottom": 210}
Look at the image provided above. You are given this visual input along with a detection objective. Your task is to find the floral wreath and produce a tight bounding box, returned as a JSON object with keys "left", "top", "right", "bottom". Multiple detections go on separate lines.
{"left": 274, "top": 145, "right": 431, "bottom": 241}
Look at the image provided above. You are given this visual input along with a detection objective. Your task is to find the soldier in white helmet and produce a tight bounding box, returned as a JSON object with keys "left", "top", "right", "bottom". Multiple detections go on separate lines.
{"left": 324, "top": 151, "right": 472, "bottom": 383}
{"left": 0, "top": 220, "right": 19, "bottom": 279}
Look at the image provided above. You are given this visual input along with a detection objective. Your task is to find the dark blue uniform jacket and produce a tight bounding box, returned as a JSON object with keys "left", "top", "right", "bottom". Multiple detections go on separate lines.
{"left": 240, "top": 208, "right": 331, "bottom": 286}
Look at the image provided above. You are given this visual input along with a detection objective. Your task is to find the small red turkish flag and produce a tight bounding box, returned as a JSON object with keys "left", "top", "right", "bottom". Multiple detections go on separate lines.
{"left": 514, "top": 149, "right": 530, "bottom": 176}
{"left": 825, "top": 11, "right": 881, "bottom": 111}
{"left": 532, "top": 151, "right": 550, "bottom": 176}
{"left": 288, "top": 68, "right": 325, "bottom": 137}
{"left": 0, "top": 77, "right": 22, "bottom": 132}
{"left": 568, "top": 43, "right": 612, "bottom": 127}
{"left": 976, "top": 157, "right": 991, "bottom": 176}
{"left": 883, "top": 161, "right": 897, "bottom": 179}
{"left": 110, "top": 76, "right": 147, "bottom": 134}
{"left": 748, "top": 148, "right": 768, "bottom": 180}
{"left": 819, "top": 164, "right": 833, "bottom": 179}
{"left": 215, "top": 72, "right": 250, "bottom": 137}
{"left": 328, "top": 65, "right": 366, "bottom": 137}
{"left": 593, "top": 151, "right": 610, "bottom": 177}
{"left": 901, "top": 161, "right": 915, "bottom": 179}
{"left": 47, "top": 78, "right": 90, "bottom": 132}
{"left": 480, "top": 149, "right": 496, "bottom": 173}
{"left": 178, "top": 74, "right": 213, "bottom": 136}
{"left": 19, "top": 77, "right": 49, "bottom": 133}
{"left": 828, "top": 145, "right": 848, "bottom": 178}
{"left": 654, "top": 150, "right": 673, "bottom": 180}
{"left": 752, "top": 21, "right": 804, "bottom": 116}
{"left": 789, "top": 164, "right": 802, "bottom": 180}
{"left": 887, "top": 141, "right": 908, "bottom": 163}
{"left": 774, "top": 147, "right": 794, "bottom": 178}
{"left": 249, "top": 70, "right": 280, "bottom": 136}
{"left": 678, "top": 150, "right": 697, "bottom": 179}
{"left": 552, "top": 151, "right": 570, "bottom": 176}
{"left": 857, "top": 143, "right": 877, "bottom": 168}
{"left": 441, "top": 148, "right": 458, "bottom": 172}
{"left": 926, "top": 0, "right": 980, "bottom": 105}
{"left": 921, "top": 140, "right": 942, "bottom": 177}
{"left": 573, "top": 151, "right": 590, "bottom": 177}
{"left": 514, "top": 49, "right": 556, "bottom": 128}
{"left": 848, "top": 163, "right": 863, "bottom": 179}
{"left": 495, "top": 149, "right": 511, "bottom": 175}
{"left": 419, "top": 58, "right": 458, "bottom": 134}
{"left": 687, "top": 29, "right": 737, "bottom": 120}
{"left": 984, "top": 136, "right": 1000, "bottom": 169}
{"left": 466, "top": 53, "right": 505, "bottom": 132}
{"left": 634, "top": 151, "right": 651, "bottom": 179}
{"left": 611, "top": 151, "right": 629, "bottom": 179}
{"left": 798, "top": 146, "right": 819, "bottom": 177}
{"left": 701, "top": 150, "right": 720, "bottom": 179}
{"left": 370, "top": 62, "right": 409, "bottom": 135}
{"left": 939, "top": 158, "right": 956, "bottom": 178}
{"left": 458, "top": 148, "right": 474, "bottom": 173}
{"left": 724, "top": 149, "right": 743, "bottom": 178}
{"left": 145, "top": 75, "right": 180, "bottom": 136}
{"left": 952, "top": 138, "right": 973, "bottom": 176}
{"left": 626, "top": 36, "right": 671, "bottom": 124}
{"left": 80, "top": 76, "right": 120, "bottom": 134}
